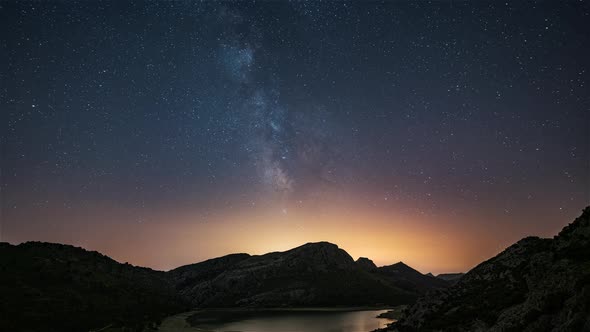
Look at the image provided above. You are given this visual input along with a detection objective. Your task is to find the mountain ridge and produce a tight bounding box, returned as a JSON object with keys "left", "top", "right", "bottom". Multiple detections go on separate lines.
{"left": 1, "top": 240, "right": 446, "bottom": 331}
{"left": 381, "top": 206, "right": 590, "bottom": 332}
{"left": 170, "top": 241, "right": 446, "bottom": 308}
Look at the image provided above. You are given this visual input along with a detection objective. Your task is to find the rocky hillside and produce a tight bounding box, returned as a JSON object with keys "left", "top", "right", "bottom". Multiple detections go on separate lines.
{"left": 170, "top": 242, "right": 447, "bottom": 307}
{"left": 0, "top": 242, "right": 187, "bottom": 332}
{"left": 383, "top": 206, "right": 590, "bottom": 332}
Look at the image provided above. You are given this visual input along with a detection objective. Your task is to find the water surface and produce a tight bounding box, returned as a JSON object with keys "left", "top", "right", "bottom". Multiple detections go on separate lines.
{"left": 194, "top": 309, "right": 394, "bottom": 332}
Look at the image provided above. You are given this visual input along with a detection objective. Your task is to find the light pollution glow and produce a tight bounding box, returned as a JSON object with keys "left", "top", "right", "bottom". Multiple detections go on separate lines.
{"left": 4, "top": 197, "right": 581, "bottom": 275}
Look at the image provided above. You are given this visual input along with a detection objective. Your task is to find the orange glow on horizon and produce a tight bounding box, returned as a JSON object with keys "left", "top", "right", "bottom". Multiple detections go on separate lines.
{"left": 4, "top": 196, "right": 579, "bottom": 275}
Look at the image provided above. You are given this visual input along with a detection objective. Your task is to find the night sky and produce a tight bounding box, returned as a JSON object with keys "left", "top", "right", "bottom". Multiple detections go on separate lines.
{"left": 2, "top": 1, "right": 589, "bottom": 274}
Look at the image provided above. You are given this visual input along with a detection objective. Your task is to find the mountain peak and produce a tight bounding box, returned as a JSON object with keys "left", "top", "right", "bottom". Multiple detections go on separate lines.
{"left": 387, "top": 261, "right": 417, "bottom": 272}
{"left": 285, "top": 241, "right": 355, "bottom": 270}
{"left": 356, "top": 257, "right": 377, "bottom": 270}
{"left": 297, "top": 241, "right": 340, "bottom": 249}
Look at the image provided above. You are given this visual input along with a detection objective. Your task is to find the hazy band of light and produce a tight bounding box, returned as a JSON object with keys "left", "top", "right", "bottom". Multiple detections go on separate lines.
{"left": 4, "top": 193, "right": 581, "bottom": 275}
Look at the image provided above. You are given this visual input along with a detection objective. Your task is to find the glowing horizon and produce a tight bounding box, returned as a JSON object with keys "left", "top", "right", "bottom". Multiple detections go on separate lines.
{"left": 4, "top": 198, "right": 585, "bottom": 275}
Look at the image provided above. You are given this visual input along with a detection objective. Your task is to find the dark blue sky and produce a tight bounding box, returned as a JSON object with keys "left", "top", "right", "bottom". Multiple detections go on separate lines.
{"left": 1, "top": 1, "right": 589, "bottom": 272}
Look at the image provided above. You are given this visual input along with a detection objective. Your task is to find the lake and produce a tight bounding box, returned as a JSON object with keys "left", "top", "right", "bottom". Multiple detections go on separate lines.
{"left": 189, "top": 309, "right": 394, "bottom": 332}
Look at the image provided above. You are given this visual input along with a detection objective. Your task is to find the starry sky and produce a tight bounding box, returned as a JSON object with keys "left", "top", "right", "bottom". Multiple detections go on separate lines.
{"left": 1, "top": 1, "right": 589, "bottom": 274}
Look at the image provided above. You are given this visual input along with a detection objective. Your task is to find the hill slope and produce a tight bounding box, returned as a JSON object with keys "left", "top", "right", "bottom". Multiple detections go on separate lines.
{"left": 0, "top": 242, "right": 187, "bottom": 332}
{"left": 385, "top": 207, "right": 590, "bottom": 332}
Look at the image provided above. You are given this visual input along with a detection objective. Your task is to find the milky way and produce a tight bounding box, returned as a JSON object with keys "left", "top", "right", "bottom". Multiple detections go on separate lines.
{"left": 215, "top": 5, "right": 349, "bottom": 205}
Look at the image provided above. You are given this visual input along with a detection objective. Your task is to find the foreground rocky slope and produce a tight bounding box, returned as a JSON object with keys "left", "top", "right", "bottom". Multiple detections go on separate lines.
{"left": 0, "top": 242, "right": 187, "bottom": 332}
{"left": 170, "top": 242, "right": 447, "bottom": 307}
{"left": 383, "top": 207, "right": 590, "bottom": 332}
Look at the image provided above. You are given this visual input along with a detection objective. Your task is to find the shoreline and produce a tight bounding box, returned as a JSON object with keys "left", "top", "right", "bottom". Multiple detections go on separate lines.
{"left": 190, "top": 305, "right": 396, "bottom": 312}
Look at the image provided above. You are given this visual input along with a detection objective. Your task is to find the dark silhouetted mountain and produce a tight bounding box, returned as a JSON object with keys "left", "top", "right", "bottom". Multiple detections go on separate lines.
{"left": 435, "top": 273, "right": 464, "bottom": 284}
{"left": 171, "top": 242, "right": 447, "bottom": 307}
{"left": 1, "top": 241, "right": 450, "bottom": 331}
{"left": 356, "top": 257, "right": 378, "bottom": 270}
{"left": 375, "top": 262, "right": 449, "bottom": 296}
{"left": 0, "top": 242, "right": 187, "bottom": 332}
{"left": 382, "top": 206, "right": 590, "bottom": 332}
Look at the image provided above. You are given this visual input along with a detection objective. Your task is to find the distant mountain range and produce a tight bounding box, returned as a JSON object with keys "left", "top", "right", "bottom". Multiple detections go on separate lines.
{"left": 4, "top": 207, "right": 587, "bottom": 332}
{"left": 380, "top": 206, "right": 590, "bottom": 332}
{"left": 169, "top": 241, "right": 447, "bottom": 308}
{"left": 434, "top": 272, "right": 465, "bottom": 283}
{"left": 0, "top": 241, "right": 448, "bottom": 331}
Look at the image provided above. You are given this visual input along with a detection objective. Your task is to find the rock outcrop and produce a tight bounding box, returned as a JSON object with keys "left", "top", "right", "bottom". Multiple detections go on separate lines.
{"left": 356, "top": 257, "right": 378, "bottom": 270}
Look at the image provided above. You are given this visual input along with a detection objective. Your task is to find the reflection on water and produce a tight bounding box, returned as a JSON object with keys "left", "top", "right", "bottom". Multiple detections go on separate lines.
{"left": 197, "top": 309, "right": 394, "bottom": 332}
